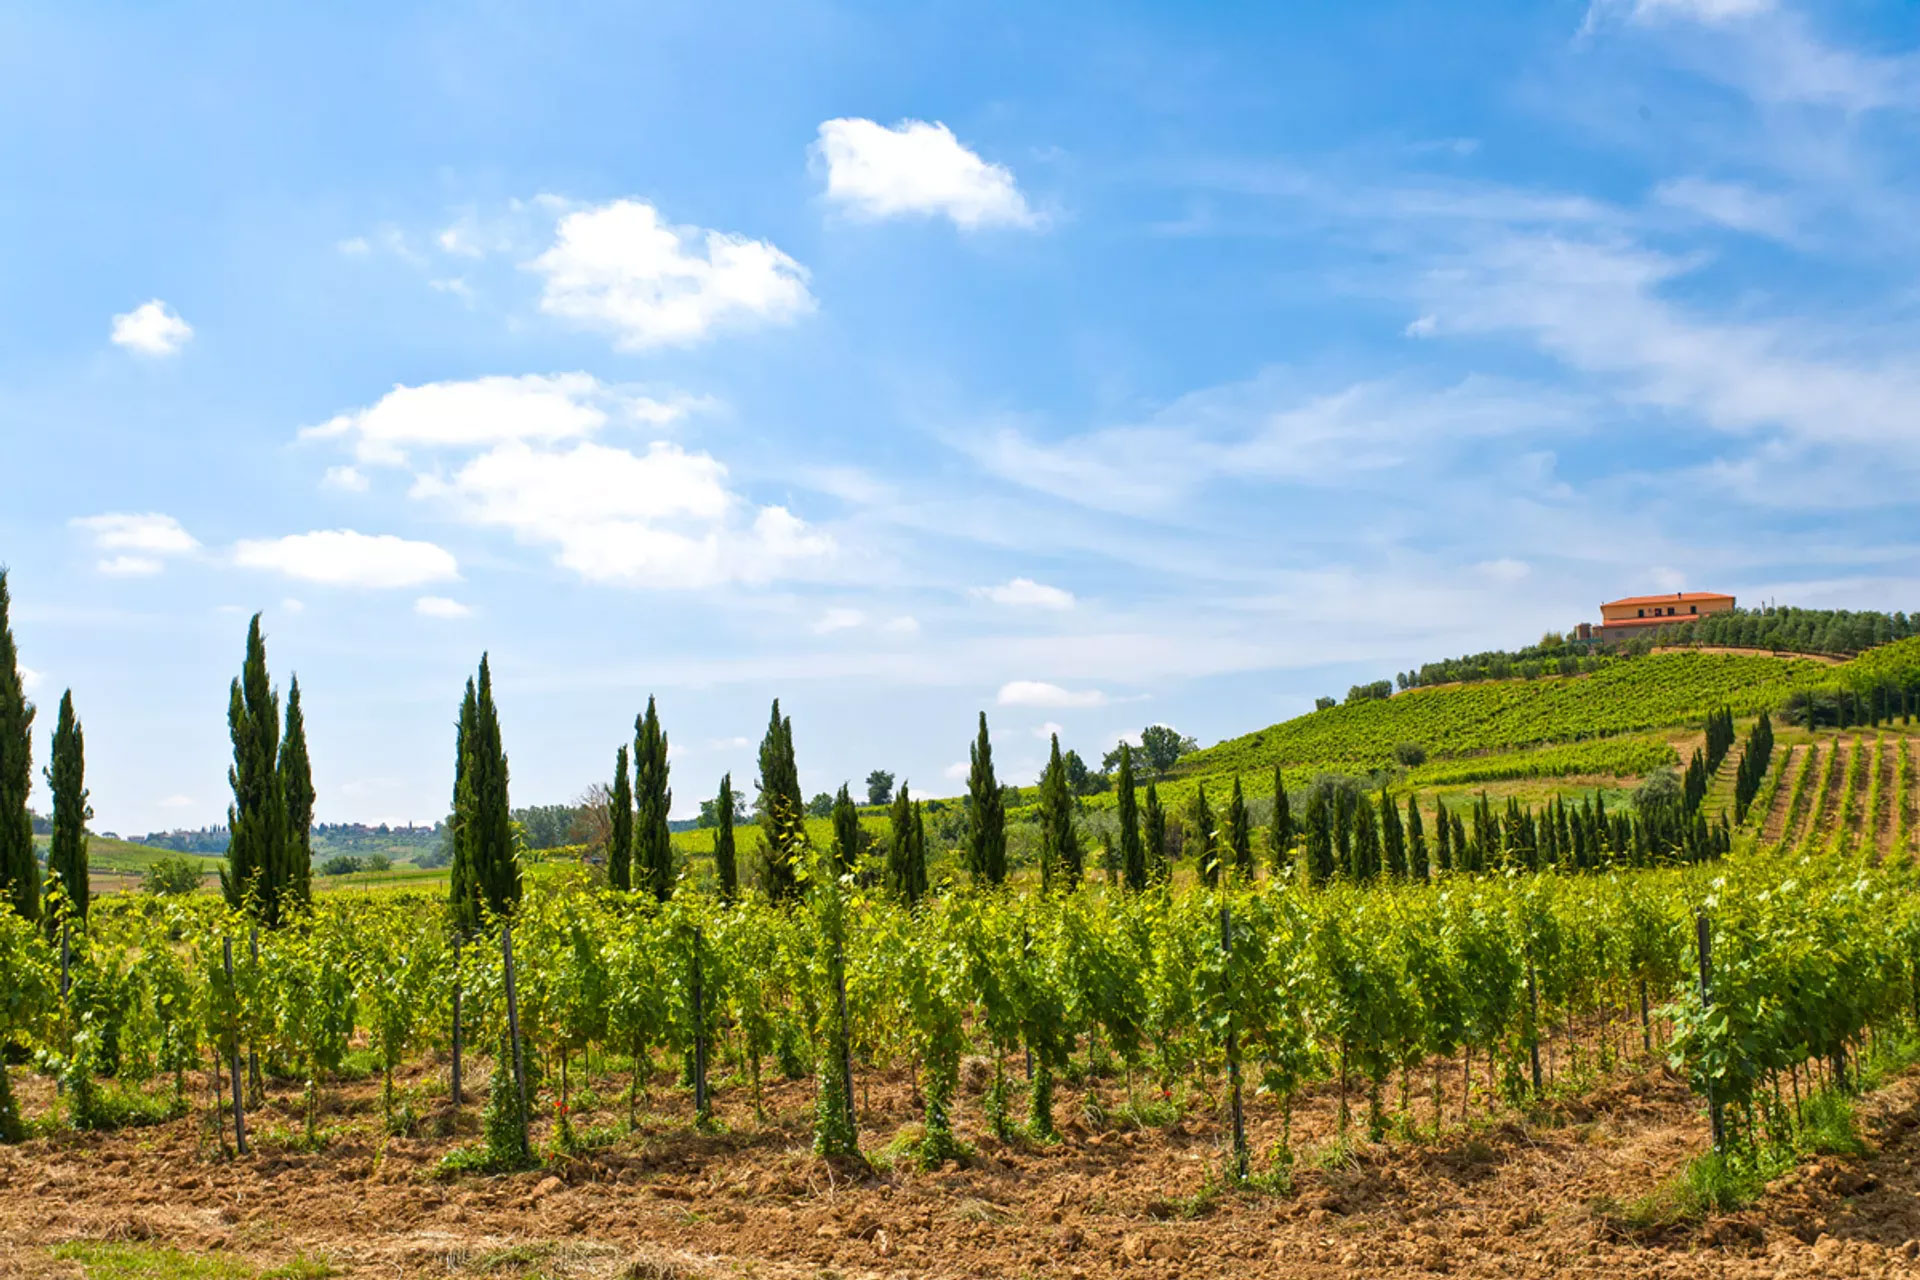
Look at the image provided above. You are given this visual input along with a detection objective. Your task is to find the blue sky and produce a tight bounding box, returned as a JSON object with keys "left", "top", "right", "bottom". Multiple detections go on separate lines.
{"left": 3, "top": 0, "right": 1917, "bottom": 833}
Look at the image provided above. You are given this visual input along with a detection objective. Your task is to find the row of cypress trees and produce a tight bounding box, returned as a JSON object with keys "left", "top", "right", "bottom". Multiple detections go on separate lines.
{"left": 0, "top": 572, "right": 96, "bottom": 928}
{"left": 1732, "top": 712, "right": 1775, "bottom": 825}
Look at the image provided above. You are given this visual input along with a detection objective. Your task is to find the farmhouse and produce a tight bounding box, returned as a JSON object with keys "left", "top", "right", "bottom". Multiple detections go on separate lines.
{"left": 1591, "top": 590, "right": 1735, "bottom": 642}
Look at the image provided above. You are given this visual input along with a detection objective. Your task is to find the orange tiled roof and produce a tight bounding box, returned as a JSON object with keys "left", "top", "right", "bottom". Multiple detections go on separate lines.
{"left": 1601, "top": 591, "right": 1734, "bottom": 610}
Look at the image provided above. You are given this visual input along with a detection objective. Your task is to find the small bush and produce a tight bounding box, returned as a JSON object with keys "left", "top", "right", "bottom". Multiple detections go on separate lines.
{"left": 141, "top": 856, "right": 202, "bottom": 896}
{"left": 1392, "top": 742, "right": 1427, "bottom": 767}
{"left": 318, "top": 854, "right": 364, "bottom": 877}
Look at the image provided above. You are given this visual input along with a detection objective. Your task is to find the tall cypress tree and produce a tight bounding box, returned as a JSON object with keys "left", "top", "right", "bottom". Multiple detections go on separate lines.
{"left": 222, "top": 614, "right": 285, "bottom": 926}
{"left": 1380, "top": 787, "right": 1405, "bottom": 879}
{"left": 278, "top": 676, "right": 314, "bottom": 914}
{"left": 966, "top": 712, "right": 1006, "bottom": 886}
{"left": 755, "top": 700, "right": 804, "bottom": 901}
{"left": 1038, "top": 734, "right": 1081, "bottom": 894}
{"left": 1268, "top": 766, "right": 1293, "bottom": 873}
{"left": 1225, "top": 776, "right": 1252, "bottom": 880}
{"left": 449, "top": 677, "right": 479, "bottom": 933}
{"left": 607, "top": 745, "right": 633, "bottom": 891}
{"left": 886, "top": 783, "right": 916, "bottom": 902}
{"left": 1406, "top": 794, "right": 1428, "bottom": 880}
{"left": 452, "top": 655, "right": 519, "bottom": 928}
{"left": 474, "top": 656, "right": 519, "bottom": 917}
{"left": 634, "top": 697, "right": 673, "bottom": 900}
{"left": 1305, "top": 786, "right": 1334, "bottom": 887}
{"left": 1142, "top": 782, "right": 1168, "bottom": 883}
{"left": 1433, "top": 798, "right": 1452, "bottom": 873}
{"left": 44, "top": 690, "right": 88, "bottom": 924}
{"left": 1116, "top": 745, "right": 1145, "bottom": 891}
{"left": 1187, "top": 784, "right": 1219, "bottom": 885}
{"left": 711, "top": 772, "right": 737, "bottom": 903}
{"left": 0, "top": 571, "right": 36, "bottom": 923}
{"left": 908, "top": 798, "right": 929, "bottom": 904}
{"left": 830, "top": 782, "right": 862, "bottom": 875}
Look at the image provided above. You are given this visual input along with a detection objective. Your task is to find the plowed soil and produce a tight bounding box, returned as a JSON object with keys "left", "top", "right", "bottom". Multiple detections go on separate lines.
{"left": 5, "top": 1040, "right": 1920, "bottom": 1280}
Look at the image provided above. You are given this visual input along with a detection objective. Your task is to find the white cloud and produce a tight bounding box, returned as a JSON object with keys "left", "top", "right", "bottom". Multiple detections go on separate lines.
{"left": 19, "top": 666, "right": 42, "bottom": 695}
{"left": 1621, "top": 0, "right": 1773, "bottom": 23}
{"left": 1652, "top": 177, "right": 1798, "bottom": 242}
{"left": 1477, "top": 558, "right": 1533, "bottom": 583}
{"left": 159, "top": 794, "right": 193, "bottom": 809}
{"left": 72, "top": 512, "right": 199, "bottom": 575}
{"left": 815, "top": 117, "right": 1040, "bottom": 231}
{"left": 280, "top": 597, "right": 305, "bottom": 614}
{"left": 1033, "top": 720, "right": 1065, "bottom": 740}
{"left": 528, "top": 198, "right": 813, "bottom": 349}
{"left": 1405, "top": 314, "right": 1438, "bottom": 338}
{"left": 323, "top": 466, "right": 370, "bottom": 494}
{"left": 997, "top": 680, "right": 1108, "bottom": 709}
{"left": 1417, "top": 234, "right": 1920, "bottom": 454}
{"left": 942, "top": 760, "right": 971, "bottom": 781}
{"left": 110, "top": 300, "right": 194, "bottom": 356}
{"left": 336, "top": 237, "right": 371, "bottom": 256}
{"left": 415, "top": 595, "right": 473, "bottom": 618}
{"left": 881, "top": 615, "right": 921, "bottom": 636}
{"left": 97, "top": 555, "right": 163, "bottom": 577}
{"left": 303, "top": 374, "right": 696, "bottom": 467}
{"left": 976, "top": 577, "right": 1076, "bottom": 610}
{"left": 233, "top": 530, "right": 459, "bottom": 589}
{"left": 411, "top": 439, "right": 833, "bottom": 589}
{"left": 814, "top": 607, "right": 866, "bottom": 634}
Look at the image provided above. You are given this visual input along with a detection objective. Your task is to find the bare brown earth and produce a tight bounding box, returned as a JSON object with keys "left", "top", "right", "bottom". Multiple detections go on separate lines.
{"left": 1759, "top": 746, "right": 1806, "bottom": 846}
{"left": 5, "top": 1035, "right": 1920, "bottom": 1280}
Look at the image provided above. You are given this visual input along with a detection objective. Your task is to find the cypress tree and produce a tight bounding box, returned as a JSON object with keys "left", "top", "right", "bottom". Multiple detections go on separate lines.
{"left": 634, "top": 696, "right": 673, "bottom": 900}
{"left": 1380, "top": 788, "right": 1405, "bottom": 878}
{"left": 1037, "top": 734, "right": 1082, "bottom": 893}
{"left": 607, "top": 745, "right": 633, "bottom": 891}
{"left": 44, "top": 690, "right": 89, "bottom": 925}
{"left": 278, "top": 676, "right": 314, "bottom": 914}
{"left": 830, "top": 783, "right": 862, "bottom": 875}
{"left": 1187, "top": 784, "right": 1219, "bottom": 885}
{"left": 755, "top": 700, "right": 804, "bottom": 901}
{"left": 1352, "top": 798, "right": 1380, "bottom": 880}
{"left": 222, "top": 614, "right": 285, "bottom": 926}
{"left": 1115, "top": 745, "right": 1145, "bottom": 891}
{"left": 452, "top": 655, "right": 520, "bottom": 927}
{"left": 0, "top": 571, "right": 34, "bottom": 923}
{"left": 1226, "top": 776, "right": 1252, "bottom": 880}
{"left": 712, "top": 772, "right": 737, "bottom": 903}
{"left": 449, "top": 677, "right": 480, "bottom": 934}
{"left": 1434, "top": 799, "right": 1452, "bottom": 873}
{"left": 966, "top": 712, "right": 1006, "bottom": 886}
{"left": 886, "top": 783, "right": 926, "bottom": 904}
{"left": 1142, "top": 782, "right": 1168, "bottom": 883}
{"left": 1450, "top": 812, "right": 1468, "bottom": 872}
{"left": 1268, "top": 766, "right": 1293, "bottom": 872}
{"left": 1305, "top": 786, "right": 1334, "bottom": 886}
{"left": 1332, "top": 786, "right": 1354, "bottom": 876}
{"left": 909, "top": 799, "right": 929, "bottom": 903}
{"left": 1405, "top": 794, "right": 1427, "bottom": 879}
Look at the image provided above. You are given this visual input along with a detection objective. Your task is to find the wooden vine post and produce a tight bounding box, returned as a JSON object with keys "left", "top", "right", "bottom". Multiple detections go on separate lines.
{"left": 502, "top": 921, "right": 530, "bottom": 1156}
{"left": 223, "top": 936, "right": 248, "bottom": 1155}
{"left": 1221, "top": 899, "right": 1247, "bottom": 1180}
{"left": 1695, "top": 910, "right": 1725, "bottom": 1154}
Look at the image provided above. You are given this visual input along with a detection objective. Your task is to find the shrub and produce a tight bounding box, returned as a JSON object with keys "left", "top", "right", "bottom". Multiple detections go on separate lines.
{"left": 141, "top": 856, "right": 202, "bottom": 896}
{"left": 318, "top": 854, "right": 364, "bottom": 877}
{"left": 1392, "top": 742, "right": 1427, "bottom": 768}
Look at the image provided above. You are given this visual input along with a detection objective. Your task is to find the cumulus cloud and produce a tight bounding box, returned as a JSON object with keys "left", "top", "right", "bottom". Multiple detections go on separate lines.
{"left": 302, "top": 374, "right": 697, "bottom": 467}
{"left": 72, "top": 512, "right": 199, "bottom": 575}
{"left": 409, "top": 439, "right": 833, "bottom": 589}
{"left": 997, "top": 680, "right": 1107, "bottom": 709}
{"left": 20, "top": 666, "right": 43, "bottom": 695}
{"left": 975, "top": 577, "right": 1075, "bottom": 610}
{"left": 322, "top": 465, "right": 370, "bottom": 493}
{"left": 415, "top": 595, "right": 473, "bottom": 618}
{"left": 528, "top": 199, "right": 814, "bottom": 349}
{"left": 233, "top": 530, "right": 459, "bottom": 589}
{"left": 815, "top": 118, "right": 1039, "bottom": 230}
{"left": 110, "top": 300, "right": 194, "bottom": 356}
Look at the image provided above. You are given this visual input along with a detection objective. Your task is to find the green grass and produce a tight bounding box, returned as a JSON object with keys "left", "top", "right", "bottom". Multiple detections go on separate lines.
{"left": 50, "top": 1243, "right": 252, "bottom": 1280}
{"left": 37, "top": 836, "right": 224, "bottom": 878}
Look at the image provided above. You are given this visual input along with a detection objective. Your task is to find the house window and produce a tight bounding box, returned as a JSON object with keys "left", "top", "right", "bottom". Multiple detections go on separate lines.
{"left": 1690, "top": 605, "right": 1697, "bottom": 614}
{"left": 1637, "top": 609, "right": 1645, "bottom": 617}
